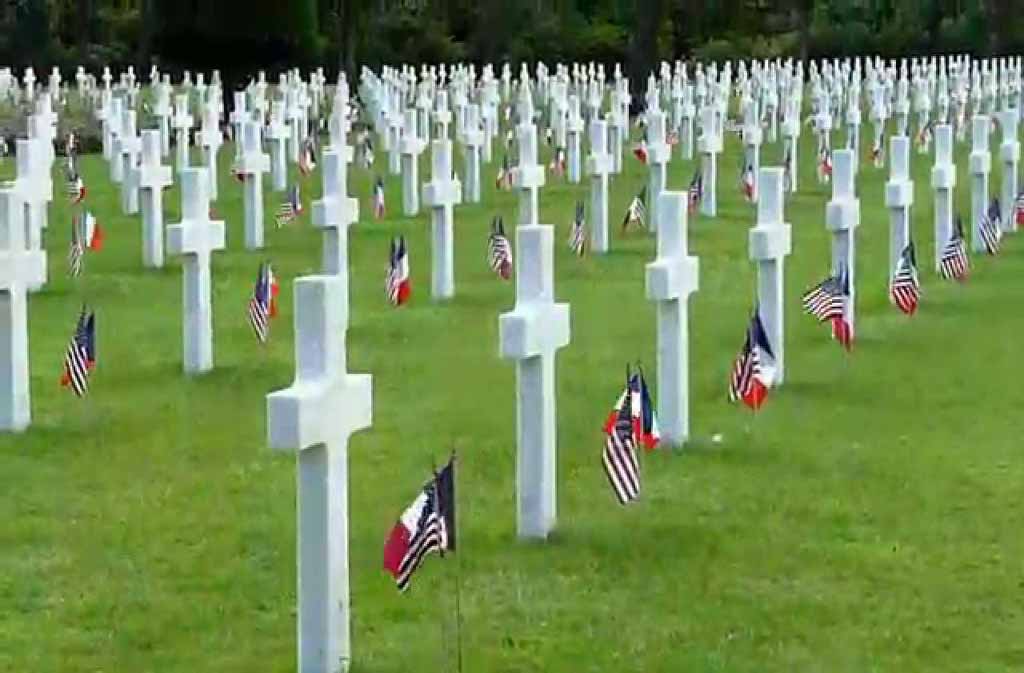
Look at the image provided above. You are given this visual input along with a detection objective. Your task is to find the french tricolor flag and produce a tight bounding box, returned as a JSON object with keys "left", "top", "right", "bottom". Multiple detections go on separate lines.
{"left": 83, "top": 212, "right": 103, "bottom": 251}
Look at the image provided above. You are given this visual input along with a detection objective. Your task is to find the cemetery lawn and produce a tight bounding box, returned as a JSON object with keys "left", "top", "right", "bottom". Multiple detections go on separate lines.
{"left": 2, "top": 131, "right": 1023, "bottom": 673}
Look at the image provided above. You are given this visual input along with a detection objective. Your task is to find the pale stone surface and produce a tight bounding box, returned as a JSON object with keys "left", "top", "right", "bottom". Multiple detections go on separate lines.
{"left": 14, "top": 139, "right": 49, "bottom": 293}
{"left": 742, "top": 100, "right": 762, "bottom": 203}
{"left": 421, "top": 139, "right": 462, "bottom": 299}
{"left": 748, "top": 168, "right": 792, "bottom": 385}
{"left": 498, "top": 225, "right": 570, "bottom": 539}
{"left": 514, "top": 121, "right": 545, "bottom": 226}
{"left": 166, "top": 168, "right": 226, "bottom": 374}
{"left": 825, "top": 150, "right": 860, "bottom": 329}
{"left": 645, "top": 106, "right": 671, "bottom": 231}
{"left": 586, "top": 119, "right": 612, "bottom": 253}
{"left": 930, "top": 125, "right": 956, "bottom": 270}
{"left": 645, "top": 192, "right": 699, "bottom": 447}
{"left": 996, "top": 109, "right": 1019, "bottom": 232}
{"left": 267, "top": 275, "right": 372, "bottom": 673}
{"left": 119, "top": 109, "right": 141, "bottom": 215}
{"left": 200, "top": 105, "right": 222, "bottom": 201}
{"left": 698, "top": 106, "right": 721, "bottom": 217}
{"left": 267, "top": 102, "right": 290, "bottom": 192}
{"left": 237, "top": 121, "right": 271, "bottom": 250}
{"left": 172, "top": 94, "right": 193, "bottom": 176}
{"left": 459, "top": 104, "right": 483, "bottom": 204}
{"left": 399, "top": 108, "right": 425, "bottom": 216}
{"left": 969, "top": 115, "right": 991, "bottom": 253}
{"left": 885, "top": 136, "right": 914, "bottom": 273}
{"left": 0, "top": 188, "right": 46, "bottom": 432}
{"left": 133, "top": 129, "right": 173, "bottom": 268}
{"left": 312, "top": 150, "right": 359, "bottom": 287}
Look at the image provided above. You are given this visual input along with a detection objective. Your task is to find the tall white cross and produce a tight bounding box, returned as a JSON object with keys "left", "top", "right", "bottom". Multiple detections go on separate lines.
{"left": 14, "top": 139, "right": 49, "bottom": 293}
{"left": 498, "top": 225, "right": 570, "bottom": 539}
{"left": 421, "top": 139, "right": 462, "bottom": 299}
{"left": 565, "top": 95, "right": 584, "bottom": 184}
{"left": 741, "top": 99, "right": 763, "bottom": 202}
{"left": 587, "top": 119, "right": 612, "bottom": 253}
{"left": 996, "top": 109, "right": 1019, "bottom": 232}
{"left": 200, "top": 104, "right": 222, "bottom": 201}
{"left": 885, "top": 136, "right": 914, "bottom": 273}
{"left": 825, "top": 150, "right": 859, "bottom": 330}
{"left": 312, "top": 149, "right": 359, "bottom": 284}
{"left": 399, "top": 108, "right": 426, "bottom": 216}
{"left": 930, "top": 124, "right": 956, "bottom": 270}
{"left": 166, "top": 168, "right": 226, "bottom": 374}
{"left": 238, "top": 121, "right": 270, "bottom": 250}
{"left": 154, "top": 79, "right": 173, "bottom": 157}
{"left": 108, "top": 97, "right": 125, "bottom": 183}
{"left": 645, "top": 104, "right": 671, "bottom": 231}
{"left": 0, "top": 187, "right": 45, "bottom": 432}
{"left": 172, "top": 94, "right": 194, "bottom": 175}
{"left": 266, "top": 275, "right": 372, "bottom": 673}
{"left": 267, "top": 101, "right": 290, "bottom": 192}
{"left": 515, "top": 122, "right": 545, "bottom": 226}
{"left": 458, "top": 103, "right": 483, "bottom": 203}
{"left": 969, "top": 115, "right": 992, "bottom": 253}
{"left": 749, "top": 168, "right": 793, "bottom": 385}
{"left": 133, "top": 129, "right": 173, "bottom": 268}
{"left": 119, "top": 109, "right": 141, "bottom": 215}
{"left": 645, "top": 192, "right": 699, "bottom": 446}
{"left": 229, "top": 91, "right": 249, "bottom": 155}
{"left": 698, "top": 105, "right": 721, "bottom": 216}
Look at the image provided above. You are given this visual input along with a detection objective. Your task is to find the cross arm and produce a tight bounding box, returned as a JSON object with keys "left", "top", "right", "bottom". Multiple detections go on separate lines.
{"left": 267, "top": 374, "right": 372, "bottom": 452}
{"left": 499, "top": 303, "right": 570, "bottom": 360}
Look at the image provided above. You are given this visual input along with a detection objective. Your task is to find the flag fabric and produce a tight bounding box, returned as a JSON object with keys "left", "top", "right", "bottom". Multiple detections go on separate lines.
{"left": 978, "top": 197, "right": 1002, "bottom": 255}
{"left": 60, "top": 308, "right": 96, "bottom": 397}
{"left": 386, "top": 236, "right": 411, "bottom": 306}
{"left": 247, "top": 262, "right": 279, "bottom": 343}
{"left": 601, "top": 369, "right": 641, "bottom": 505}
{"left": 801, "top": 272, "right": 846, "bottom": 323}
{"left": 495, "top": 154, "right": 513, "bottom": 190}
{"left": 361, "top": 134, "right": 375, "bottom": 169}
{"left": 68, "top": 216, "right": 84, "bottom": 278}
{"left": 544, "top": 127, "right": 553, "bottom": 146}
{"left": 889, "top": 242, "right": 921, "bottom": 315}
{"left": 666, "top": 129, "right": 679, "bottom": 146}
{"left": 80, "top": 211, "right": 103, "bottom": 251}
{"left": 817, "top": 146, "right": 832, "bottom": 183}
{"left": 549, "top": 146, "right": 566, "bottom": 177}
{"left": 740, "top": 163, "right": 755, "bottom": 201}
{"left": 382, "top": 458, "right": 456, "bottom": 592}
{"left": 1015, "top": 191, "right": 1024, "bottom": 227}
{"left": 487, "top": 216, "right": 513, "bottom": 280}
{"left": 67, "top": 171, "right": 86, "bottom": 204}
{"left": 687, "top": 168, "right": 703, "bottom": 214}
{"left": 621, "top": 186, "right": 647, "bottom": 231}
{"left": 373, "top": 177, "right": 386, "bottom": 219}
{"left": 939, "top": 217, "right": 969, "bottom": 281}
{"left": 299, "top": 136, "right": 317, "bottom": 176}
{"left": 636, "top": 369, "right": 660, "bottom": 450}
{"left": 728, "top": 309, "right": 775, "bottom": 410}
{"left": 569, "top": 200, "right": 586, "bottom": 257}
{"left": 870, "top": 136, "right": 884, "bottom": 167}
{"left": 830, "top": 266, "right": 855, "bottom": 351}
{"left": 632, "top": 137, "right": 649, "bottom": 164}
{"left": 275, "top": 185, "right": 303, "bottom": 227}
{"left": 915, "top": 121, "right": 933, "bottom": 150}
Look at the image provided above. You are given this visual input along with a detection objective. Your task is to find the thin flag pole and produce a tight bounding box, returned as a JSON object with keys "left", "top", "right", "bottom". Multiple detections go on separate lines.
{"left": 450, "top": 450, "right": 464, "bottom": 673}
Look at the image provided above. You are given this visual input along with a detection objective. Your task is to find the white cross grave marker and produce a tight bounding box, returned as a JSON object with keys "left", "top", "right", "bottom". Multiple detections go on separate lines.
{"left": 645, "top": 191, "right": 699, "bottom": 446}
{"left": 119, "top": 109, "right": 141, "bottom": 215}
{"left": 133, "top": 130, "right": 173, "bottom": 268}
{"left": 238, "top": 120, "right": 271, "bottom": 250}
{"left": 587, "top": 118, "right": 612, "bottom": 253}
{"left": 312, "top": 149, "right": 359, "bottom": 282}
{"left": 166, "top": 168, "right": 226, "bottom": 374}
{"left": 172, "top": 94, "right": 194, "bottom": 176}
{"left": 930, "top": 124, "right": 956, "bottom": 270}
{"left": 108, "top": 96, "right": 124, "bottom": 183}
{"left": 498, "top": 224, "right": 570, "bottom": 539}
{"left": 825, "top": 150, "right": 859, "bottom": 331}
{"left": 514, "top": 120, "right": 545, "bottom": 226}
{"left": 749, "top": 168, "right": 792, "bottom": 385}
{"left": 969, "top": 115, "right": 992, "bottom": 253}
{"left": 267, "top": 101, "right": 290, "bottom": 192}
{"left": 885, "top": 136, "right": 914, "bottom": 273}
{"left": 698, "top": 105, "right": 721, "bottom": 216}
{"left": 266, "top": 274, "right": 372, "bottom": 673}
{"left": 14, "top": 139, "right": 49, "bottom": 293}
{"left": 200, "top": 104, "right": 222, "bottom": 201}
{"left": 997, "top": 109, "right": 1019, "bottom": 232}
{"left": 400, "top": 108, "right": 426, "bottom": 216}
{"left": 421, "top": 139, "right": 462, "bottom": 299}
{"left": 459, "top": 103, "right": 483, "bottom": 204}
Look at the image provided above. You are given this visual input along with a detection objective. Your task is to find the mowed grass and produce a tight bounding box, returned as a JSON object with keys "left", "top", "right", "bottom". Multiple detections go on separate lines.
{"left": 1, "top": 116, "right": 1022, "bottom": 673}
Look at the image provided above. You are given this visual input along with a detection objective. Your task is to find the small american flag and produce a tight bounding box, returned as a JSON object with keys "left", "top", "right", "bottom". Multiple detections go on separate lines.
{"left": 740, "top": 163, "right": 754, "bottom": 201}
{"left": 870, "top": 136, "right": 884, "bottom": 167}
{"left": 801, "top": 271, "right": 847, "bottom": 323}
{"left": 275, "top": 185, "right": 302, "bottom": 227}
{"left": 890, "top": 242, "right": 921, "bottom": 315}
{"left": 915, "top": 121, "right": 933, "bottom": 150}
{"left": 373, "top": 177, "right": 386, "bottom": 219}
{"left": 495, "top": 154, "right": 514, "bottom": 190}
{"left": 68, "top": 216, "right": 84, "bottom": 278}
{"left": 487, "top": 216, "right": 513, "bottom": 280}
{"left": 60, "top": 308, "right": 96, "bottom": 398}
{"left": 361, "top": 134, "right": 375, "bottom": 169}
{"left": 549, "top": 146, "right": 566, "bottom": 177}
{"left": 978, "top": 197, "right": 1002, "bottom": 256}
{"left": 569, "top": 200, "right": 586, "bottom": 256}
{"left": 247, "top": 262, "right": 279, "bottom": 343}
{"left": 938, "top": 217, "right": 969, "bottom": 281}
{"left": 386, "top": 236, "right": 411, "bottom": 306}
{"left": 688, "top": 168, "right": 703, "bottom": 214}
{"left": 621, "top": 186, "right": 647, "bottom": 231}
{"left": 67, "top": 171, "right": 86, "bottom": 204}
{"left": 601, "top": 368, "right": 641, "bottom": 505}
{"left": 817, "top": 146, "right": 832, "bottom": 183}
{"left": 729, "top": 309, "right": 774, "bottom": 411}
{"left": 666, "top": 129, "right": 679, "bottom": 146}
{"left": 299, "top": 136, "right": 317, "bottom": 176}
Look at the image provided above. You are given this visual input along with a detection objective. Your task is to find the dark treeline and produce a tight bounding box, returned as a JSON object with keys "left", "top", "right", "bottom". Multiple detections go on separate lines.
{"left": 3, "top": 0, "right": 1022, "bottom": 92}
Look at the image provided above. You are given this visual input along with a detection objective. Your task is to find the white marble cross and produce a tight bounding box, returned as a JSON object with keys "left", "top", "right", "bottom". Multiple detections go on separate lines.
{"left": 748, "top": 168, "right": 792, "bottom": 384}
{"left": 885, "top": 136, "right": 914, "bottom": 273}
{"left": 996, "top": 109, "right": 1019, "bottom": 232}
{"left": 229, "top": 91, "right": 249, "bottom": 154}
{"left": 200, "top": 104, "right": 222, "bottom": 201}
{"left": 969, "top": 115, "right": 992, "bottom": 253}
{"left": 119, "top": 109, "right": 141, "bottom": 215}
{"left": 172, "top": 94, "right": 194, "bottom": 175}
{"left": 930, "top": 124, "right": 956, "bottom": 270}
{"left": 565, "top": 95, "right": 584, "bottom": 184}
{"left": 154, "top": 78, "right": 173, "bottom": 157}
{"left": 742, "top": 98, "right": 763, "bottom": 202}
{"left": 266, "top": 275, "right": 372, "bottom": 673}
{"left": 645, "top": 102, "right": 671, "bottom": 231}
{"left": 498, "top": 224, "right": 570, "bottom": 539}
{"left": 645, "top": 192, "right": 699, "bottom": 446}
{"left": 267, "top": 101, "right": 290, "bottom": 192}
{"left": 312, "top": 149, "right": 359, "bottom": 284}
{"left": 458, "top": 103, "right": 484, "bottom": 204}
{"left": 166, "top": 168, "right": 226, "bottom": 374}
{"left": 825, "top": 150, "right": 859, "bottom": 329}
{"left": 399, "top": 108, "right": 426, "bottom": 216}
{"left": 236, "top": 121, "right": 270, "bottom": 250}
{"left": 679, "top": 83, "right": 696, "bottom": 160}
{"left": 421, "top": 139, "right": 462, "bottom": 299}
{"left": 515, "top": 121, "right": 545, "bottom": 226}
{"left": 781, "top": 96, "right": 800, "bottom": 193}
{"left": 14, "top": 139, "right": 49, "bottom": 293}
{"left": 0, "top": 187, "right": 45, "bottom": 432}
{"left": 108, "top": 97, "right": 125, "bottom": 183}
{"left": 698, "top": 105, "right": 721, "bottom": 216}
{"left": 133, "top": 130, "right": 173, "bottom": 268}
{"left": 587, "top": 118, "right": 612, "bottom": 253}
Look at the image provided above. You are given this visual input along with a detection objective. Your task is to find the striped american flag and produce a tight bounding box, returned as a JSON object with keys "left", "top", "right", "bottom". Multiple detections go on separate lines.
{"left": 299, "top": 136, "right": 317, "bottom": 176}
{"left": 569, "top": 200, "right": 586, "bottom": 257}
{"left": 68, "top": 215, "right": 84, "bottom": 278}
{"left": 495, "top": 154, "right": 513, "bottom": 190}
{"left": 549, "top": 146, "right": 566, "bottom": 177}
{"left": 61, "top": 309, "right": 95, "bottom": 398}
{"left": 601, "top": 376, "right": 641, "bottom": 505}
{"left": 621, "top": 186, "right": 647, "bottom": 231}
{"left": 247, "top": 262, "right": 277, "bottom": 343}
{"left": 939, "top": 217, "right": 969, "bottom": 281}
{"left": 386, "top": 236, "right": 411, "bottom": 306}
{"left": 687, "top": 168, "right": 703, "bottom": 214}
{"left": 1015, "top": 192, "right": 1024, "bottom": 227}
{"left": 801, "top": 271, "right": 847, "bottom": 323}
{"left": 890, "top": 242, "right": 920, "bottom": 315}
{"left": 275, "top": 185, "right": 302, "bottom": 227}
{"left": 729, "top": 310, "right": 774, "bottom": 410}
{"left": 978, "top": 197, "right": 1002, "bottom": 256}
{"left": 740, "top": 163, "right": 754, "bottom": 201}
{"left": 487, "top": 216, "right": 513, "bottom": 279}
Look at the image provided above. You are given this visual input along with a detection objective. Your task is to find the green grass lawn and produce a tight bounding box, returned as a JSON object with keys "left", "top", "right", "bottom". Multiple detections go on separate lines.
{"left": 1, "top": 120, "right": 1022, "bottom": 673}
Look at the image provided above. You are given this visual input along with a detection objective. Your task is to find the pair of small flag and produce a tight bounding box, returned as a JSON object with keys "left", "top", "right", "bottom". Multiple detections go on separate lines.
{"left": 68, "top": 212, "right": 102, "bottom": 278}
{"left": 275, "top": 185, "right": 303, "bottom": 227}
{"left": 488, "top": 216, "right": 513, "bottom": 279}
{"left": 386, "top": 236, "right": 411, "bottom": 306}
{"left": 890, "top": 242, "right": 921, "bottom": 315}
{"left": 549, "top": 147, "right": 566, "bottom": 177}
{"left": 915, "top": 121, "right": 934, "bottom": 151}
{"left": 569, "top": 200, "right": 586, "bottom": 256}
{"left": 622, "top": 187, "right": 647, "bottom": 231}
{"left": 60, "top": 307, "right": 96, "bottom": 397}
{"left": 601, "top": 366, "right": 660, "bottom": 505}
{"left": 632, "top": 137, "right": 648, "bottom": 164}
{"left": 817, "top": 146, "right": 832, "bottom": 183}
{"left": 870, "top": 137, "right": 885, "bottom": 167}
{"left": 939, "top": 217, "right": 969, "bottom": 281}
{"left": 728, "top": 309, "right": 775, "bottom": 411}
{"left": 383, "top": 456, "right": 456, "bottom": 592}
{"left": 360, "top": 133, "right": 375, "bottom": 169}
{"left": 247, "top": 262, "right": 280, "bottom": 344}
{"left": 801, "top": 266, "right": 854, "bottom": 351}
{"left": 740, "top": 163, "right": 755, "bottom": 201}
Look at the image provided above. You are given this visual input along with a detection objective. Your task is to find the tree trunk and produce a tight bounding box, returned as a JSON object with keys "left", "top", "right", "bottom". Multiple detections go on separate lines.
{"left": 627, "top": 0, "right": 666, "bottom": 110}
